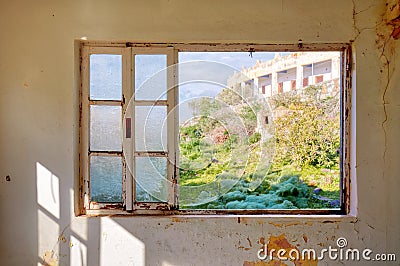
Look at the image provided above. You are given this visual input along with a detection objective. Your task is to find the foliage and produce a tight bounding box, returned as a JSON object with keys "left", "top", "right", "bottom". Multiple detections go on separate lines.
{"left": 216, "top": 88, "right": 242, "bottom": 105}
{"left": 271, "top": 85, "right": 340, "bottom": 168}
{"left": 248, "top": 132, "right": 261, "bottom": 144}
{"left": 201, "top": 175, "right": 310, "bottom": 209}
{"left": 239, "top": 105, "right": 258, "bottom": 134}
{"left": 179, "top": 84, "right": 340, "bottom": 209}
{"left": 188, "top": 97, "right": 221, "bottom": 117}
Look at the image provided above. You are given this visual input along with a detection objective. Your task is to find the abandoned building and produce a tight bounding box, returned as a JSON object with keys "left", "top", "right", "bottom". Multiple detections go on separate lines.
{"left": 227, "top": 52, "right": 341, "bottom": 98}
{"left": 1, "top": 0, "right": 400, "bottom": 265}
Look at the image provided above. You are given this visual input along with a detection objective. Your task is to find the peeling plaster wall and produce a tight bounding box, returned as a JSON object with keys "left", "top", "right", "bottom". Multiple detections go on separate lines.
{"left": 0, "top": 0, "right": 399, "bottom": 265}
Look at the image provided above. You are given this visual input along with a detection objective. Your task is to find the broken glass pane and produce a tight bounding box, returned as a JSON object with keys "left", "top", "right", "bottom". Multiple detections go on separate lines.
{"left": 135, "top": 157, "right": 167, "bottom": 202}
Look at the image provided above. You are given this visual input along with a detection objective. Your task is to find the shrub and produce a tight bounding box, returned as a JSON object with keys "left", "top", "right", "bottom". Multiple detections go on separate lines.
{"left": 216, "top": 88, "right": 242, "bottom": 105}
{"left": 272, "top": 85, "right": 340, "bottom": 168}
{"left": 248, "top": 132, "right": 261, "bottom": 144}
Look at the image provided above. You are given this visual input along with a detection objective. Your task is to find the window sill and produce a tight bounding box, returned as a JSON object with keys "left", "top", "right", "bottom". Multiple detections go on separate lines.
{"left": 80, "top": 208, "right": 354, "bottom": 219}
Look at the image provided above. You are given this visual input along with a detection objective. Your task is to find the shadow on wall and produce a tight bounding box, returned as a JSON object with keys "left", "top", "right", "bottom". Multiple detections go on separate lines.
{"left": 36, "top": 162, "right": 102, "bottom": 266}
{"left": 36, "top": 162, "right": 146, "bottom": 266}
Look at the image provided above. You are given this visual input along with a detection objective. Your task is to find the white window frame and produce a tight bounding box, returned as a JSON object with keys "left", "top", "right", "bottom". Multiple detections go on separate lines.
{"left": 77, "top": 41, "right": 352, "bottom": 216}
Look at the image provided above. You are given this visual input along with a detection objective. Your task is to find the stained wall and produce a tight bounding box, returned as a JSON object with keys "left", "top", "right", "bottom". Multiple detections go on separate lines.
{"left": 0, "top": 1, "right": 399, "bottom": 265}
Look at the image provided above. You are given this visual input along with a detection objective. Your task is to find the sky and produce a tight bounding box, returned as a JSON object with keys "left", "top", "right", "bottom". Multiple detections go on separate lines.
{"left": 177, "top": 52, "right": 279, "bottom": 122}
{"left": 179, "top": 52, "right": 277, "bottom": 70}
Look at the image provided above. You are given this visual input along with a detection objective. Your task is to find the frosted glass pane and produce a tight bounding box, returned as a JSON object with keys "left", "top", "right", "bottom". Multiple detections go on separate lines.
{"left": 90, "top": 105, "right": 122, "bottom": 151}
{"left": 135, "top": 54, "right": 167, "bottom": 100}
{"left": 135, "top": 157, "right": 167, "bottom": 202}
{"left": 90, "top": 54, "right": 122, "bottom": 100}
{"left": 135, "top": 106, "right": 167, "bottom": 151}
{"left": 90, "top": 156, "right": 122, "bottom": 202}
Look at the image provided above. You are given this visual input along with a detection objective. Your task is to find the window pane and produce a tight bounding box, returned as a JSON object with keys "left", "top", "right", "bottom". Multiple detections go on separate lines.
{"left": 90, "top": 105, "right": 122, "bottom": 151}
{"left": 135, "top": 106, "right": 167, "bottom": 151}
{"left": 178, "top": 51, "right": 341, "bottom": 210}
{"left": 135, "top": 54, "right": 167, "bottom": 100}
{"left": 135, "top": 157, "right": 167, "bottom": 202}
{"left": 90, "top": 54, "right": 122, "bottom": 100}
{"left": 90, "top": 156, "right": 122, "bottom": 202}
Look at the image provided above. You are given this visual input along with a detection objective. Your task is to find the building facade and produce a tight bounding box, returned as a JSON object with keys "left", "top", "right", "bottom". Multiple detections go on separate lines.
{"left": 227, "top": 52, "right": 341, "bottom": 99}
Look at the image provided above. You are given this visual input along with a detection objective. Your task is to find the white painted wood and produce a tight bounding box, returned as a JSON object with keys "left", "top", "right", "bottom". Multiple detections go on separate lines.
{"left": 81, "top": 46, "right": 127, "bottom": 211}
{"left": 122, "top": 47, "right": 133, "bottom": 211}
{"left": 80, "top": 42, "right": 350, "bottom": 214}
{"left": 131, "top": 47, "right": 176, "bottom": 209}
{"left": 81, "top": 46, "right": 90, "bottom": 211}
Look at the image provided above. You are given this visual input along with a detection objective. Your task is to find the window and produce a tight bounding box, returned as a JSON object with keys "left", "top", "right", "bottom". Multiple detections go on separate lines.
{"left": 78, "top": 42, "right": 351, "bottom": 215}
{"left": 278, "top": 82, "right": 283, "bottom": 94}
{"left": 291, "top": 80, "right": 297, "bottom": 90}
{"left": 315, "top": 75, "right": 324, "bottom": 83}
{"left": 303, "top": 77, "right": 309, "bottom": 87}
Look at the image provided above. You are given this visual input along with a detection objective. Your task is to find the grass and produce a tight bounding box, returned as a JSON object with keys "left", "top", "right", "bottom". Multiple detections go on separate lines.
{"left": 179, "top": 121, "right": 340, "bottom": 209}
{"left": 179, "top": 88, "right": 340, "bottom": 209}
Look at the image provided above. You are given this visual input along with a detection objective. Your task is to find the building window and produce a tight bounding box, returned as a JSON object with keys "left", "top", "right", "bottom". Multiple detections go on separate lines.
{"left": 303, "top": 77, "right": 309, "bottom": 87}
{"left": 78, "top": 43, "right": 351, "bottom": 215}
{"left": 291, "top": 80, "right": 297, "bottom": 90}
{"left": 315, "top": 75, "right": 324, "bottom": 83}
{"left": 278, "top": 82, "right": 283, "bottom": 94}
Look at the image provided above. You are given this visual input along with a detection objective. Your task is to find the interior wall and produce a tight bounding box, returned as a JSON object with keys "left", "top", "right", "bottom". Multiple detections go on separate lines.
{"left": 0, "top": 0, "right": 399, "bottom": 265}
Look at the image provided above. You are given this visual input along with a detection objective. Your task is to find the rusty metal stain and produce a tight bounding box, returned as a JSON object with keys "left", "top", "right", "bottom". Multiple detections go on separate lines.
{"left": 391, "top": 26, "right": 400, "bottom": 39}
{"left": 322, "top": 220, "right": 338, "bottom": 224}
{"left": 268, "top": 221, "right": 302, "bottom": 228}
{"left": 137, "top": 202, "right": 151, "bottom": 209}
{"left": 171, "top": 217, "right": 188, "bottom": 223}
{"left": 247, "top": 237, "right": 253, "bottom": 247}
{"left": 237, "top": 245, "right": 251, "bottom": 251}
{"left": 268, "top": 222, "right": 283, "bottom": 227}
{"left": 302, "top": 235, "right": 308, "bottom": 243}
{"left": 265, "top": 234, "right": 318, "bottom": 265}
{"left": 268, "top": 234, "right": 293, "bottom": 250}
{"left": 284, "top": 222, "right": 301, "bottom": 227}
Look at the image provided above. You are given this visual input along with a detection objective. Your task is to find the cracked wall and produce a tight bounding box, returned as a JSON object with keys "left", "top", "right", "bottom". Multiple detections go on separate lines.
{"left": 0, "top": 0, "right": 399, "bottom": 265}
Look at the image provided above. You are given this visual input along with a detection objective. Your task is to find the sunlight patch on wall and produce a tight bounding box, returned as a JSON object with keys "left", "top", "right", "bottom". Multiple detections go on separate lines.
{"left": 36, "top": 162, "right": 60, "bottom": 219}
{"left": 70, "top": 235, "right": 87, "bottom": 266}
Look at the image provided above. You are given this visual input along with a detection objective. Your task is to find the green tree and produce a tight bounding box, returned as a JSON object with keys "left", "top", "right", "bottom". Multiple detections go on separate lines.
{"left": 271, "top": 85, "right": 340, "bottom": 168}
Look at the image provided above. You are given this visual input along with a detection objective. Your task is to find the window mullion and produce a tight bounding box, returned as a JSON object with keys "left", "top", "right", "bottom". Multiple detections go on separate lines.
{"left": 123, "top": 47, "right": 134, "bottom": 211}
{"left": 167, "top": 48, "right": 179, "bottom": 209}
